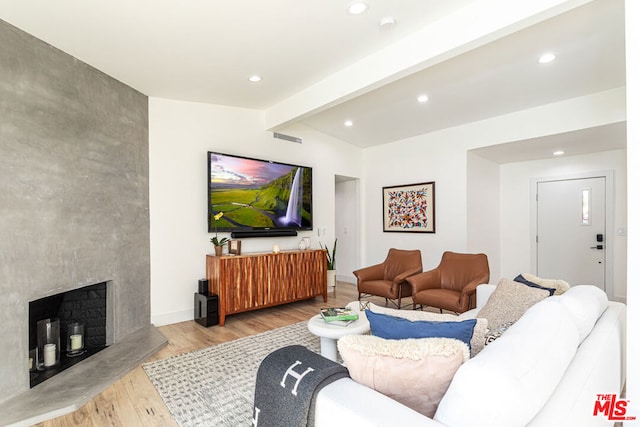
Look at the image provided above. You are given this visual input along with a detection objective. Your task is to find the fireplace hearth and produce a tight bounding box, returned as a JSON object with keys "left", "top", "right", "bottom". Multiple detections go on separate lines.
{"left": 28, "top": 282, "right": 111, "bottom": 388}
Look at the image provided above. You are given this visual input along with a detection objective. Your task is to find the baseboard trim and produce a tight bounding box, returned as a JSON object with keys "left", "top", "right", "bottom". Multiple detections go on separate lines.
{"left": 151, "top": 308, "right": 194, "bottom": 326}
{"left": 337, "top": 275, "right": 356, "bottom": 285}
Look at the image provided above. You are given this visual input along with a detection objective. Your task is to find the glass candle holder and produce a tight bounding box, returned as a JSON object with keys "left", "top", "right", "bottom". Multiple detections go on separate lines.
{"left": 66, "top": 321, "right": 85, "bottom": 356}
{"left": 37, "top": 318, "right": 60, "bottom": 369}
{"left": 29, "top": 348, "right": 37, "bottom": 372}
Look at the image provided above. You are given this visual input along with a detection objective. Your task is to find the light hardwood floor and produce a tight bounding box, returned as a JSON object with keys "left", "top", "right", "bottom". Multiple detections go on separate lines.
{"left": 34, "top": 282, "right": 396, "bottom": 427}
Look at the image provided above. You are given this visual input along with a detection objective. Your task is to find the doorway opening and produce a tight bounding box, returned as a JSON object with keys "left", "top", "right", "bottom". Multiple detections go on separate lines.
{"left": 335, "top": 175, "right": 360, "bottom": 285}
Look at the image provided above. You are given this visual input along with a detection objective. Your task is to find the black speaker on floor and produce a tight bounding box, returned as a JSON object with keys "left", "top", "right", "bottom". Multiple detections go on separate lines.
{"left": 198, "top": 278, "right": 209, "bottom": 295}
{"left": 194, "top": 293, "right": 219, "bottom": 327}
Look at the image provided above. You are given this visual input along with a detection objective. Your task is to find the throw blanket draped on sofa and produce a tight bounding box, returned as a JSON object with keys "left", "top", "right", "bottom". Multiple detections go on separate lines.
{"left": 253, "top": 345, "right": 349, "bottom": 427}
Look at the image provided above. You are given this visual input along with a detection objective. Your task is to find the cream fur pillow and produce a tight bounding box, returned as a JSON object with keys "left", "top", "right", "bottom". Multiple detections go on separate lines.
{"left": 338, "top": 334, "right": 469, "bottom": 417}
{"left": 360, "top": 302, "right": 488, "bottom": 357}
{"left": 522, "top": 273, "right": 570, "bottom": 295}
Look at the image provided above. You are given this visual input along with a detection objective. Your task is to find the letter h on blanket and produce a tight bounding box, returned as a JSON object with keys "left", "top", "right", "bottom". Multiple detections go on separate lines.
{"left": 281, "top": 361, "right": 315, "bottom": 396}
{"left": 253, "top": 345, "right": 349, "bottom": 427}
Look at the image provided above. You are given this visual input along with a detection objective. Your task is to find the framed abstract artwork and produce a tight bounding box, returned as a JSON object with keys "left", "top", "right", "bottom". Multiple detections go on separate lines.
{"left": 382, "top": 182, "right": 435, "bottom": 233}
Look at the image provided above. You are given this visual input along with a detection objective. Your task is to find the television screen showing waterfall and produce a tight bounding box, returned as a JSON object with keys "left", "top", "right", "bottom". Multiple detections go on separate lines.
{"left": 207, "top": 151, "right": 313, "bottom": 232}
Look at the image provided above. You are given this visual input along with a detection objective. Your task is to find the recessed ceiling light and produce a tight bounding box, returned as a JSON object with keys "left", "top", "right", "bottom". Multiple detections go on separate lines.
{"left": 538, "top": 53, "right": 556, "bottom": 64}
{"left": 379, "top": 16, "right": 396, "bottom": 29}
{"left": 248, "top": 75, "right": 262, "bottom": 83}
{"left": 553, "top": 150, "right": 565, "bottom": 156}
{"left": 344, "top": 120, "right": 354, "bottom": 127}
{"left": 417, "top": 94, "right": 429, "bottom": 103}
{"left": 347, "top": 1, "right": 368, "bottom": 15}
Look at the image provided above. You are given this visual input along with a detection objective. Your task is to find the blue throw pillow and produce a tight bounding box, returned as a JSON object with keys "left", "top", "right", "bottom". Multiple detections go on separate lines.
{"left": 513, "top": 274, "right": 555, "bottom": 295}
{"left": 365, "top": 310, "right": 476, "bottom": 349}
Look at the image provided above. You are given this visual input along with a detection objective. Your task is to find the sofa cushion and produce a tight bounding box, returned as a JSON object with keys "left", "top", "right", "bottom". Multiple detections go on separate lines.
{"left": 363, "top": 303, "right": 487, "bottom": 357}
{"left": 551, "top": 285, "right": 608, "bottom": 342}
{"left": 477, "top": 278, "right": 549, "bottom": 330}
{"left": 522, "top": 272, "right": 570, "bottom": 295}
{"left": 435, "top": 297, "right": 580, "bottom": 427}
{"left": 338, "top": 334, "right": 469, "bottom": 417}
{"left": 365, "top": 310, "right": 476, "bottom": 350}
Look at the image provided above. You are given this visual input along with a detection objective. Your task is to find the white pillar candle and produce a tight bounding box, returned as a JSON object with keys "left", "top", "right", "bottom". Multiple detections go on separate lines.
{"left": 272, "top": 244, "right": 280, "bottom": 253}
{"left": 44, "top": 343, "right": 56, "bottom": 367}
{"left": 70, "top": 334, "right": 83, "bottom": 350}
{"left": 28, "top": 357, "right": 33, "bottom": 370}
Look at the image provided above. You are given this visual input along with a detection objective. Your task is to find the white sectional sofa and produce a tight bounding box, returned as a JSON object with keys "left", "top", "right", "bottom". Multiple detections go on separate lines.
{"left": 313, "top": 284, "right": 626, "bottom": 427}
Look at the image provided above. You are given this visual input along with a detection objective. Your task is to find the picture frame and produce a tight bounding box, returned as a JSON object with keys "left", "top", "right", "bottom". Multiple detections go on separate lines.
{"left": 382, "top": 181, "right": 435, "bottom": 233}
{"left": 228, "top": 240, "right": 242, "bottom": 255}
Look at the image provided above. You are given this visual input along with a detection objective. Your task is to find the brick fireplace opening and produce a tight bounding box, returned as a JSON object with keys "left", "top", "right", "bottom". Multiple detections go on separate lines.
{"left": 28, "top": 282, "right": 113, "bottom": 388}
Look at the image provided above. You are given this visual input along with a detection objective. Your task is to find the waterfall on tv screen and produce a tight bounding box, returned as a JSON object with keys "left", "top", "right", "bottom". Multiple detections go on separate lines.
{"left": 282, "top": 168, "right": 302, "bottom": 226}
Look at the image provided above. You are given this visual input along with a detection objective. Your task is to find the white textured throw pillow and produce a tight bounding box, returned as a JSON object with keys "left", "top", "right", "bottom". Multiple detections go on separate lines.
{"left": 363, "top": 303, "right": 488, "bottom": 357}
{"left": 477, "top": 278, "right": 549, "bottom": 330}
{"left": 338, "top": 334, "right": 469, "bottom": 418}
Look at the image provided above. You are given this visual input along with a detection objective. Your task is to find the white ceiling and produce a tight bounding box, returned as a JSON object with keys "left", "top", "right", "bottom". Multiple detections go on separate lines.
{"left": 0, "top": 0, "right": 627, "bottom": 160}
{"left": 470, "top": 122, "right": 627, "bottom": 164}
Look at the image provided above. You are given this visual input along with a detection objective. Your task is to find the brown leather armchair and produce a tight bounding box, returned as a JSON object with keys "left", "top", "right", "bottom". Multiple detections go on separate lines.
{"left": 407, "top": 251, "right": 489, "bottom": 313}
{"left": 353, "top": 248, "right": 423, "bottom": 309}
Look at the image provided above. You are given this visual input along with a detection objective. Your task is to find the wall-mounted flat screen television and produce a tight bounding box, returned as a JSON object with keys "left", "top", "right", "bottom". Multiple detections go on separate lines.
{"left": 208, "top": 151, "right": 313, "bottom": 233}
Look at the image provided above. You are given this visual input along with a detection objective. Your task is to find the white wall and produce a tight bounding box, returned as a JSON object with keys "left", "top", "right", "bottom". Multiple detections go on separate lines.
{"left": 359, "top": 88, "right": 626, "bottom": 273}
{"left": 467, "top": 153, "right": 501, "bottom": 280}
{"left": 148, "top": 98, "right": 362, "bottom": 325}
{"left": 147, "top": 90, "right": 627, "bottom": 326}
{"left": 363, "top": 137, "right": 469, "bottom": 271}
{"left": 499, "top": 149, "right": 627, "bottom": 300}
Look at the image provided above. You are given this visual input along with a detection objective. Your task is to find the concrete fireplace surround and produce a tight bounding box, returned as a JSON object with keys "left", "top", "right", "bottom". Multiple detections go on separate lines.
{"left": 0, "top": 19, "right": 166, "bottom": 424}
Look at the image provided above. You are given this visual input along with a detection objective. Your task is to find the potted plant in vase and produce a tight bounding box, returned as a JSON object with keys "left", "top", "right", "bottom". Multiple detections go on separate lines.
{"left": 210, "top": 212, "right": 229, "bottom": 256}
{"left": 321, "top": 238, "right": 337, "bottom": 293}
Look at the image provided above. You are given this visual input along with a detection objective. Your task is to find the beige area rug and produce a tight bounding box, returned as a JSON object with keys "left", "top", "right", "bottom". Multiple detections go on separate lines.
{"left": 143, "top": 322, "right": 320, "bottom": 426}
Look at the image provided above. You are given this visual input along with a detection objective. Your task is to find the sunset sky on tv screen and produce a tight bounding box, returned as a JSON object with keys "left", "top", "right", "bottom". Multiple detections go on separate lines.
{"left": 209, "top": 153, "right": 294, "bottom": 187}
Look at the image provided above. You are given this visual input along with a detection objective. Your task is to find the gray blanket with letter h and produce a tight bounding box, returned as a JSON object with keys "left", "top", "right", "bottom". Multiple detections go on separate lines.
{"left": 252, "top": 345, "right": 349, "bottom": 427}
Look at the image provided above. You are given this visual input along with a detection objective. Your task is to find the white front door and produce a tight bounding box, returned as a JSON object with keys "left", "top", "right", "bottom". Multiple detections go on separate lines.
{"left": 536, "top": 177, "right": 606, "bottom": 290}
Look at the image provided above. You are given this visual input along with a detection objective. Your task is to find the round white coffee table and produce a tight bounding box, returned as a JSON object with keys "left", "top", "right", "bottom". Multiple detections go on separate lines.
{"left": 307, "top": 312, "right": 370, "bottom": 361}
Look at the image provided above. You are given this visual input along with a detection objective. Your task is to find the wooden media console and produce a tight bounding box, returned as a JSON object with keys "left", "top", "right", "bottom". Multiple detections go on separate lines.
{"left": 206, "top": 249, "right": 327, "bottom": 326}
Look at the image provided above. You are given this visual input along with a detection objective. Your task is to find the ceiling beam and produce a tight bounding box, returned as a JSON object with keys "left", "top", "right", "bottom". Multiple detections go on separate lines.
{"left": 264, "top": 0, "right": 594, "bottom": 131}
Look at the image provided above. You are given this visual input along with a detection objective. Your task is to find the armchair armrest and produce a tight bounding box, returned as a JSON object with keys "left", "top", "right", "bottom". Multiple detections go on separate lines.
{"left": 391, "top": 265, "right": 423, "bottom": 285}
{"left": 460, "top": 279, "right": 485, "bottom": 297}
{"left": 353, "top": 263, "right": 385, "bottom": 283}
{"left": 406, "top": 269, "right": 442, "bottom": 294}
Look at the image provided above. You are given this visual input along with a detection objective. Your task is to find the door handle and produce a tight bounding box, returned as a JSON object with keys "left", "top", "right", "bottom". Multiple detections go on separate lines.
{"left": 590, "top": 245, "right": 604, "bottom": 250}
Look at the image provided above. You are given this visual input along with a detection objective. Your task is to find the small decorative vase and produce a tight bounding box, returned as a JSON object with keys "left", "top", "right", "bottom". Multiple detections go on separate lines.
{"left": 298, "top": 237, "right": 311, "bottom": 250}
{"left": 327, "top": 269, "right": 337, "bottom": 292}
{"left": 214, "top": 246, "right": 223, "bottom": 256}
